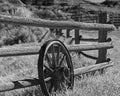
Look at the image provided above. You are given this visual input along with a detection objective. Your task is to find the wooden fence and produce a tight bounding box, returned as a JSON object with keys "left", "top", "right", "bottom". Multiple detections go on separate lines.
{"left": 110, "top": 14, "right": 120, "bottom": 28}
{"left": 0, "top": 14, "right": 116, "bottom": 92}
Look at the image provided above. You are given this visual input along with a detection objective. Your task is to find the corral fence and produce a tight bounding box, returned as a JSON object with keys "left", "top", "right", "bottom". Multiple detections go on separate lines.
{"left": 0, "top": 14, "right": 116, "bottom": 94}
{"left": 110, "top": 13, "right": 120, "bottom": 28}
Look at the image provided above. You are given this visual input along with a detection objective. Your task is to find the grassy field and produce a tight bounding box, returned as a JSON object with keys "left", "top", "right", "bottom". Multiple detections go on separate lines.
{"left": 0, "top": 29, "right": 119, "bottom": 96}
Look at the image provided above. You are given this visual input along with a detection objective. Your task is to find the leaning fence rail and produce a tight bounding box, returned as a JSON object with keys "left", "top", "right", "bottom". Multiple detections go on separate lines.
{"left": 0, "top": 14, "right": 116, "bottom": 30}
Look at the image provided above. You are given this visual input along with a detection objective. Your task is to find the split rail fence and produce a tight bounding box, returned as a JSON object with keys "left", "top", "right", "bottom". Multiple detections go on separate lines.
{"left": 0, "top": 14, "right": 116, "bottom": 92}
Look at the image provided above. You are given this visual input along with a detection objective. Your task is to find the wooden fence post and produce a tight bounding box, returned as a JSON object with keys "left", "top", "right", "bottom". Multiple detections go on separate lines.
{"left": 56, "top": 29, "right": 62, "bottom": 36}
{"left": 75, "top": 29, "right": 80, "bottom": 44}
{"left": 74, "top": 9, "right": 80, "bottom": 44}
{"left": 96, "top": 12, "right": 108, "bottom": 63}
{"left": 66, "top": 29, "right": 71, "bottom": 38}
{"left": 74, "top": 6, "right": 81, "bottom": 44}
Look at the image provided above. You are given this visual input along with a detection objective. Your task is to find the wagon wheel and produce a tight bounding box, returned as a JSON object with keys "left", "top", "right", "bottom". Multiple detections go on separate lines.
{"left": 38, "top": 40, "right": 74, "bottom": 96}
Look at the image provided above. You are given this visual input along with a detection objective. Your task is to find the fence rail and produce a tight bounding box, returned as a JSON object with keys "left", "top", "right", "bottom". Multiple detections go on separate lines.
{"left": 0, "top": 14, "right": 116, "bottom": 31}
{"left": 0, "top": 42, "right": 113, "bottom": 57}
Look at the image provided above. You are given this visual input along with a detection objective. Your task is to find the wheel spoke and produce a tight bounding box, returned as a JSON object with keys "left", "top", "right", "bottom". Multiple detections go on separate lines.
{"left": 49, "top": 81, "right": 54, "bottom": 93}
{"left": 59, "top": 54, "right": 66, "bottom": 67}
{"left": 54, "top": 80, "right": 61, "bottom": 92}
{"left": 45, "top": 77, "right": 52, "bottom": 82}
{"left": 64, "top": 76, "right": 71, "bottom": 84}
{"left": 63, "top": 69, "right": 71, "bottom": 84}
{"left": 46, "top": 53, "right": 52, "bottom": 65}
{"left": 60, "top": 81, "right": 67, "bottom": 90}
{"left": 51, "top": 45, "right": 56, "bottom": 68}
{"left": 44, "top": 64, "right": 53, "bottom": 72}
{"left": 56, "top": 46, "right": 61, "bottom": 67}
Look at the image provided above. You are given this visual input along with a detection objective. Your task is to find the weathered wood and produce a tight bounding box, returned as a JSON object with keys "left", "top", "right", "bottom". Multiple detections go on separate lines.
{"left": 0, "top": 42, "right": 113, "bottom": 57}
{"left": 74, "top": 8, "right": 80, "bottom": 44}
{"left": 75, "top": 29, "right": 80, "bottom": 44}
{"left": 97, "top": 30, "right": 107, "bottom": 63}
{"left": 97, "top": 13, "right": 108, "bottom": 63}
{"left": 68, "top": 42, "right": 113, "bottom": 52}
{"left": 66, "top": 29, "right": 71, "bottom": 38}
{"left": 0, "top": 14, "right": 116, "bottom": 31}
{"left": 74, "top": 62, "right": 113, "bottom": 76}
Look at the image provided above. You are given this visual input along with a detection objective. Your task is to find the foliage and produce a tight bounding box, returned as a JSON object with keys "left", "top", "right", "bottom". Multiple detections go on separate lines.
{"left": 0, "top": 3, "right": 50, "bottom": 46}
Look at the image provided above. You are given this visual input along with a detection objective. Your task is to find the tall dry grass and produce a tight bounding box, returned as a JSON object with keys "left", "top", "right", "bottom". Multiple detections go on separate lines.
{"left": 0, "top": 4, "right": 50, "bottom": 46}
{"left": 0, "top": 50, "right": 119, "bottom": 96}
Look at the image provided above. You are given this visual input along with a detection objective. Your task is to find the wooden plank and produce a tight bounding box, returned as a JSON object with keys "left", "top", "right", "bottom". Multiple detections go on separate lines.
{"left": 0, "top": 42, "right": 113, "bottom": 57}
{"left": 74, "top": 62, "right": 113, "bottom": 76}
{"left": 0, "top": 14, "right": 116, "bottom": 31}
{"left": 0, "top": 62, "right": 113, "bottom": 92}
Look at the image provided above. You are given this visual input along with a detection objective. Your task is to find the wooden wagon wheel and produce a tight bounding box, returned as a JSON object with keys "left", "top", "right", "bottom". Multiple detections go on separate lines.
{"left": 38, "top": 40, "right": 74, "bottom": 96}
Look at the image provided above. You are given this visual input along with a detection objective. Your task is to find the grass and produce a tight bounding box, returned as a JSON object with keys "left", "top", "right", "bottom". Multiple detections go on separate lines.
{"left": 0, "top": 48, "right": 118, "bottom": 96}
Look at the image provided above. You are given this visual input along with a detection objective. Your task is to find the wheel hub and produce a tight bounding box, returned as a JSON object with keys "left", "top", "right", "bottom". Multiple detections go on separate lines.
{"left": 52, "top": 67, "right": 70, "bottom": 81}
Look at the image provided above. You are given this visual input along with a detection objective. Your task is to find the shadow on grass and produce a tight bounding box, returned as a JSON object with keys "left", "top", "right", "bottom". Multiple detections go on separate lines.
{"left": 0, "top": 78, "right": 40, "bottom": 92}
